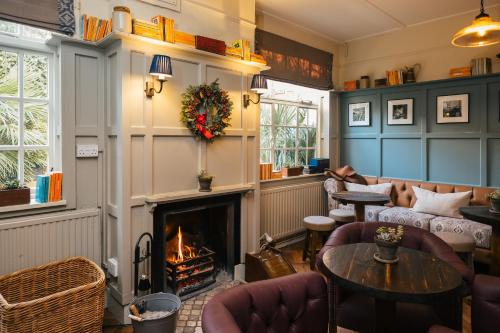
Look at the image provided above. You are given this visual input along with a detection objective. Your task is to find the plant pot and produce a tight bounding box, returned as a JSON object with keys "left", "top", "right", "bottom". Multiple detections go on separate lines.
{"left": 281, "top": 166, "right": 303, "bottom": 178}
{"left": 491, "top": 199, "right": 500, "bottom": 213}
{"left": 198, "top": 177, "right": 213, "bottom": 192}
{"left": 0, "top": 187, "right": 30, "bottom": 207}
{"left": 374, "top": 238, "right": 400, "bottom": 262}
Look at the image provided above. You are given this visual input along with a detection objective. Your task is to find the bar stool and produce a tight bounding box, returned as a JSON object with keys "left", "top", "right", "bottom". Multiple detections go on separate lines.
{"left": 329, "top": 208, "right": 355, "bottom": 226}
{"left": 434, "top": 231, "right": 475, "bottom": 271}
{"left": 303, "top": 216, "right": 335, "bottom": 270}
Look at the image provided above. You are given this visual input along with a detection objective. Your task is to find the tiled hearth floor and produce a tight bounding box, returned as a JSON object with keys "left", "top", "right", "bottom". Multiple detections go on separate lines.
{"left": 103, "top": 241, "right": 471, "bottom": 333}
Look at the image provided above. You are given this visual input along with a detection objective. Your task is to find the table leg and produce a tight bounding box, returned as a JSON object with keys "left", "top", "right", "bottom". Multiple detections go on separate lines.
{"left": 490, "top": 226, "right": 500, "bottom": 276}
{"left": 435, "top": 292, "right": 462, "bottom": 331}
{"left": 327, "top": 279, "right": 337, "bottom": 333}
{"left": 375, "top": 299, "right": 396, "bottom": 333}
{"left": 354, "top": 204, "right": 365, "bottom": 222}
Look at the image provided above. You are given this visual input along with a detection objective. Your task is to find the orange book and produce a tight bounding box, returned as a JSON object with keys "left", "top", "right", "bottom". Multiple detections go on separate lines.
{"left": 164, "top": 18, "right": 175, "bottom": 43}
{"left": 174, "top": 30, "right": 195, "bottom": 46}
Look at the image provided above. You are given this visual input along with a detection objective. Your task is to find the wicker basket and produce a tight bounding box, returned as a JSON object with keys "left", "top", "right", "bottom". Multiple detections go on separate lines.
{"left": 0, "top": 257, "right": 105, "bottom": 333}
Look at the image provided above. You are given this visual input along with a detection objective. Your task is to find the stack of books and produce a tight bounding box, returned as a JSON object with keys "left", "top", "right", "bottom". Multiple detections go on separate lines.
{"left": 449, "top": 67, "right": 472, "bottom": 78}
{"left": 250, "top": 53, "right": 266, "bottom": 64}
{"left": 228, "top": 40, "right": 251, "bottom": 61}
{"left": 35, "top": 172, "right": 63, "bottom": 203}
{"left": 80, "top": 15, "right": 112, "bottom": 42}
{"left": 132, "top": 18, "right": 163, "bottom": 41}
{"left": 174, "top": 30, "right": 196, "bottom": 46}
{"left": 151, "top": 16, "right": 175, "bottom": 43}
{"left": 471, "top": 58, "right": 492, "bottom": 76}
{"left": 386, "top": 70, "right": 404, "bottom": 86}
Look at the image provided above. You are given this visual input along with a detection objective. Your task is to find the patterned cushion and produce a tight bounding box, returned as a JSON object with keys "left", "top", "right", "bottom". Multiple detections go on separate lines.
{"left": 324, "top": 178, "right": 339, "bottom": 210}
{"left": 365, "top": 205, "right": 390, "bottom": 222}
{"left": 378, "top": 207, "right": 435, "bottom": 230}
{"left": 430, "top": 216, "right": 492, "bottom": 249}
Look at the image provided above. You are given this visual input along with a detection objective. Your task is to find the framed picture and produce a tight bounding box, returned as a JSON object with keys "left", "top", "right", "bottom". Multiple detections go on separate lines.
{"left": 387, "top": 99, "right": 413, "bottom": 125}
{"left": 138, "top": 0, "right": 181, "bottom": 12}
{"left": 437, "top": 94, "right": 469, "bottom": 124}
{"left": 348, "top": 102, "right": 370, "bottom": 127}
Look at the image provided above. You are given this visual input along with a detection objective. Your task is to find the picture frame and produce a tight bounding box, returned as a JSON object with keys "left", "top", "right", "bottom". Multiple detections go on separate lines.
{"left": 138, "top": 0, "right": 181, "bottom": 12}
{"left": 437, "top": 94, "right": 469, "bottom": 124}
{"left": 387, "top": 98, "right": 414, "bottom": 125}
{"left": 348, "top": 102, "right": 370, "bottom": 127}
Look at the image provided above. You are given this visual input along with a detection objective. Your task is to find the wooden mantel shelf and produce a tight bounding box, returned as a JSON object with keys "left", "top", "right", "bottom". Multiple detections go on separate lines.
{"left": 47, "top": 31, "right": 270, "bottom": 71}
{"left": 145, "top": 184, "right": 255, "bottom": 205}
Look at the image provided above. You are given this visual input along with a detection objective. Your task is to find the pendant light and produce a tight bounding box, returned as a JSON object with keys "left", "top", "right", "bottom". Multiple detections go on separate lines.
{"left": 452, "top": 0, "right": 500, "bottom": 47}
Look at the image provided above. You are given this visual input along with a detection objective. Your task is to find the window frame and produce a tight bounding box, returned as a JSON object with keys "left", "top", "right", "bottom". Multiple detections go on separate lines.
{"left": 0, "top": 32, "right": 59, "bottom": 193}
{"left": 260, "top": 98, "right": 321, "bottom": 171}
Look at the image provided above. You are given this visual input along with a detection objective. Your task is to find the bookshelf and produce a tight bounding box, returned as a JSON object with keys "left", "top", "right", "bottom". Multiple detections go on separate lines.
{"left": 47, "top": 31, "right": 270, "bottom": 71}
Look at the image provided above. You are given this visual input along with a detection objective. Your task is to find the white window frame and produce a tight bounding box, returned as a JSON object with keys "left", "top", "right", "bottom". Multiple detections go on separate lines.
{"left": 260, "top": 98, "right": 321, "bottom": 171}
{"left": 0, "top": 32, "right": 59, "bottom": 193}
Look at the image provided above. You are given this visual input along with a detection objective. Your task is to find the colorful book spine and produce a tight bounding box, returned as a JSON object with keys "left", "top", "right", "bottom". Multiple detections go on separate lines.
{"left": 174, "top": 30, "right": 195, "bottom": 46}
{"left": 35, "top": 175, "right": 49, "bottom": 203}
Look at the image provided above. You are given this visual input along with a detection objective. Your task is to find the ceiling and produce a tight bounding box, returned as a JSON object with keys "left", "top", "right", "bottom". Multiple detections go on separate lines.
{"left": 255, "top": 0, "right": 500, "bottom": 42}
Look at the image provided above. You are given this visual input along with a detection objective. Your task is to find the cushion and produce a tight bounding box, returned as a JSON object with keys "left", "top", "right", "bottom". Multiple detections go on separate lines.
{"left": 365, "top": 205, "right": 389, "bottom": 222}
{"left": 379, "top": 207, "right": 435, "bottom": 230}
{"left": 411, "top": 186, "right": 472, "bottom": 218}
{"left": 430, "top": 216, "right": 492, "bottom": 249}
{"left": 344, "top": 181, "right": 393, "bottom": 196}
{"left": 303, "top": 216, "right": 335, "bottom": 232}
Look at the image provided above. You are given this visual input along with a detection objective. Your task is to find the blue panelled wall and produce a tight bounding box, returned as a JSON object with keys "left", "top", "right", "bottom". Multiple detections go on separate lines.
{"left": 337, "top": 73, "right": 500, "bottom": 187}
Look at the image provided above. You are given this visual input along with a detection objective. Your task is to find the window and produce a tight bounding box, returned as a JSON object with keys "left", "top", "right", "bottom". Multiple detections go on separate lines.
{"left": 260, "top": 101, "right": 319, "bottom": 171}
{"left": 0, "top": 22, "right": 52, "bottom": 189}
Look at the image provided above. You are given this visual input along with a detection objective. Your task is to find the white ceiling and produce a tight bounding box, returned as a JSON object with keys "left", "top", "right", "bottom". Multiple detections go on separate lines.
{"left": 256, "top": 0, "right": 500, "bottom": 42}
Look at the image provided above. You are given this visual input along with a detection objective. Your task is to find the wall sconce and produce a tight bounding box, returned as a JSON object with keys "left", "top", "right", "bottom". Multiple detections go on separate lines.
{"left": 145, "top": 54, "right": 172, "bottom": 97}
{"left": 243, "top": 74, "right": 268, "bottom": 108}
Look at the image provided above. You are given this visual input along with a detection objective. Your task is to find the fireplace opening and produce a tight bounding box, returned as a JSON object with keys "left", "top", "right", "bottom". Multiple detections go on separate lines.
{"left": 152, "top": 194, "right": 241, "bottom": 298}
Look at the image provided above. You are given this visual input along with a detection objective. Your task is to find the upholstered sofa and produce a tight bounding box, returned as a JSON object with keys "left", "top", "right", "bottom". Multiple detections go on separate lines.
{"left": 324, "top": 176, "right": 495, "bottom": 263}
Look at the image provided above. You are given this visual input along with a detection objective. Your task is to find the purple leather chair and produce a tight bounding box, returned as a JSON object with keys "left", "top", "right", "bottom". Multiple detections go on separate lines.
{"left": 202, "top": 272, "right": 328, "bottom": 333}
{"left": 429, "top": 274, "right": 500, "bottom": 333}
{"left": 317, "top": 222, "right": 474, "bottom": 333}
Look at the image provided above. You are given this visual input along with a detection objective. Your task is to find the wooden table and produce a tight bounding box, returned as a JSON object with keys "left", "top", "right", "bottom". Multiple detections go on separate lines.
{"left": 330, "top": 191, "right": 390, "bottom": 222}
{"left": 460, "top": 206, "right": 500, "bottom": 276}
{"left": 322, "top": 243, "right": 463, "bottom": 333}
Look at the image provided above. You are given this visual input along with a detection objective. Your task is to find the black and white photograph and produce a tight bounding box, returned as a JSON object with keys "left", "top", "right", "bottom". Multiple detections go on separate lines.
{"left": 388, "top": 99, "right": 413, "bottom": 125}
{"left": 437, "top": 94, "right": 469, "bottom": 123}
{"left": 348, "top": 102, "right": 370, "bottom": 126}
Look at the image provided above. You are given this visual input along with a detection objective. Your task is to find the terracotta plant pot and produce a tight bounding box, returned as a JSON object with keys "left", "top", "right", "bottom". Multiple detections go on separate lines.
{"left": 0, "top": 187, "right": 30, "bottom": 207}
{"left": 281, "top": 166, "right": 303, "bottom": 178}
{"left": 491, "top": 199, "right": 500, "bottom": 213}
{"left": 198, "top": 176, "right": 213, "bottom": 192}
{"left": 374, "top": 238, "right": 400, "bottom": 261}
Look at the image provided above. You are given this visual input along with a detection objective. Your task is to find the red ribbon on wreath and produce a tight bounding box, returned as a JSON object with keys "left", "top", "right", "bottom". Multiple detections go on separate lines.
{"left": 195, "top": 113, "right": 214, "bottom": 140}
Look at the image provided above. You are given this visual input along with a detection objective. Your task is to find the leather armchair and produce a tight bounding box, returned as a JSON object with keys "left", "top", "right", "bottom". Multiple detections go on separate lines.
{"left": 317, "top": 222, "right": 474, "bottom": 333}
{"left": 202, "top": 272, "right": 328, "bottom": 333}
{"left": 429, "top": 274, "right": 500, "bottom": 333}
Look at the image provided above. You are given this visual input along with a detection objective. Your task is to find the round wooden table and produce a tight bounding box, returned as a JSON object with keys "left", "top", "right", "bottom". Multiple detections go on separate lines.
{"left": 330, "top": 191, "right": 390, "bottom": 222}
{"left": 322, "top": 243, "right": 463, "bottom": 333}
{"left": 460, "top": 206, "right": 500, "bottom": 276}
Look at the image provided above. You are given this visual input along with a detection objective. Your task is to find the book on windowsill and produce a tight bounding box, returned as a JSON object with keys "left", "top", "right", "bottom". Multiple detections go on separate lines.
{"left": 35, "top": 172, "right": 63, "bottom": 203}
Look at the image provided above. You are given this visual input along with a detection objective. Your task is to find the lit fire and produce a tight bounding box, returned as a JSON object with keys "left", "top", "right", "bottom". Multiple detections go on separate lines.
{"left": 172, "top": 226, "right": 195, "bottom": 263}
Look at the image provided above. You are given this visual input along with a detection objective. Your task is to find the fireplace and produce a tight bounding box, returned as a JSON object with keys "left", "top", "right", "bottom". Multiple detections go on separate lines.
{"left": 152, "top": 194, "right": 241, "bottom": 297}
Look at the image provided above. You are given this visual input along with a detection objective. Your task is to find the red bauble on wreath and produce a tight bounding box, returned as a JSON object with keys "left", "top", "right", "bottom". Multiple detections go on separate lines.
{"left": 181, "top": 80, "right": 233, "bottom": 142}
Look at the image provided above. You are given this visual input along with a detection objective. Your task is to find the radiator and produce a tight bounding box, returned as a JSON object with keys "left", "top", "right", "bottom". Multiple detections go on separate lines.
{"left": 260, "top": 181, "right": 328, "bottom": 240}
{"left": 0, "top": 209, "right": 101, "bottom": 275}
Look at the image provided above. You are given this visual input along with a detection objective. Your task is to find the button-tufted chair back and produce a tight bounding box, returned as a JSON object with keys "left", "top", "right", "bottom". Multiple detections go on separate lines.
{"left": 201, "top": 272, "right": 328, "bottom": 333}
{"left": 365, "top": 177, "right": 494, "bottom": 208}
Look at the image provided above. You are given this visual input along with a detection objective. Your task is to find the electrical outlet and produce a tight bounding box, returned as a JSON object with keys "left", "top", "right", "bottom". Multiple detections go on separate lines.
{"left": 76, "top": 144, "right": 99, "bottom": 158}
{"left": 108, "top": 257, "right": 119, "bottom": 277}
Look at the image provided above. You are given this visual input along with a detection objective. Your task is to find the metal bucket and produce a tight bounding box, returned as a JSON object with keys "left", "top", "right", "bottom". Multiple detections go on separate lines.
{"left": 130, "top": 293, "right": 181, "bottom": 333}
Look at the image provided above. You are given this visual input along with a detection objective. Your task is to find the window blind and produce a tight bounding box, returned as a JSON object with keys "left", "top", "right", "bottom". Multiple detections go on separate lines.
{"left": 0, "top": 0, "right": 75, "bottom": 36}
{"left": 255, "top": 28, "right": 333, "bottom": 90}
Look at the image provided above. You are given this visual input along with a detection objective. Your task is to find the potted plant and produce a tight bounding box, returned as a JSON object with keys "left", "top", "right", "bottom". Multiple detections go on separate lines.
{"left": 198, "top": 170, "right": 214, "bottom": 192}
{"left": 281, "top": 164, "right": 304, "bottom": 178}
{"left": 0, "top": 179, "right": 30, "bottom": 207}
{"left": 374, "top": 225, "right": 404, "bottom": 263}
{"left": 488, "top": 190, "right": 500, "bottom": 213}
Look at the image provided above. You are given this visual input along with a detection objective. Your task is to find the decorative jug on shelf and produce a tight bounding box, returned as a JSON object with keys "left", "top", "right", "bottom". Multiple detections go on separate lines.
{"left": 404, "top": 64, "right": 421, "bottom": 83}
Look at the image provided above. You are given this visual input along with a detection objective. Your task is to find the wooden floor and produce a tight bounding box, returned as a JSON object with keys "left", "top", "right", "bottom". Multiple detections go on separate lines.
{"left": 103, "top": 240, "right": 471, "bottom": 333}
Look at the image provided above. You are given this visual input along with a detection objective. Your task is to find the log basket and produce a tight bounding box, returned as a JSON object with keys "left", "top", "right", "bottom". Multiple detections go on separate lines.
{"left": 0, "top": 257, "right": 105, "bottom": 333}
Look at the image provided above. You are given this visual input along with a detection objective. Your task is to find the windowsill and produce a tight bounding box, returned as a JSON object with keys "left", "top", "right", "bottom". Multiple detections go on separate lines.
{"left": 260, "top": 173, "right": 325, "bottom": 184}
{"left": 0, "top": 200, "right": 67, "bottom": 214}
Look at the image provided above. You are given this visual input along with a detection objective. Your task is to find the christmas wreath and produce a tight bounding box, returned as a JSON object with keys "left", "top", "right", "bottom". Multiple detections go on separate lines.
{"left": 181, "top": 80, "right": 233, "bottom": 142}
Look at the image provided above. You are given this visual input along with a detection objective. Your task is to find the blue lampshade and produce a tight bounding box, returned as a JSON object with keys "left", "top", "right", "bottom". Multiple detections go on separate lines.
{"left": 149, "top": 55, "right": 172, "bottom": 80}
{"left": 251, "top": 74, "right": 268, "bottom": 94}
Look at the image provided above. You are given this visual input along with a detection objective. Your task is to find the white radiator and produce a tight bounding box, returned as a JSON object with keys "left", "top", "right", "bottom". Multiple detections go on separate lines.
{"left": 0, "top": 209, "right": 101, "bottom": 275}
{"left": 260, "top": 181, "right": 328, "bottom": 240}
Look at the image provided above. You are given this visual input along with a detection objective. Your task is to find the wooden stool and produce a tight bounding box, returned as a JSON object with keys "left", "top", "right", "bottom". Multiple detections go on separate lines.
{"left": 329, "top": 208, "right": 355, "bottom": 226}
{"left": 435, "top": 231, "right": 475, "bottom": 271}
{"left": 303, "top": 216, "right": 335, "bottom": 270}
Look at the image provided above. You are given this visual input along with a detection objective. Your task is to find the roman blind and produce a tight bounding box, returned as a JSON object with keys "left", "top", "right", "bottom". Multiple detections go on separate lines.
{"left": 255, "top": 28, "right": 333, "bottom": 90}
{"left": 0, "top": 0, "right": 75, "bottom": 36}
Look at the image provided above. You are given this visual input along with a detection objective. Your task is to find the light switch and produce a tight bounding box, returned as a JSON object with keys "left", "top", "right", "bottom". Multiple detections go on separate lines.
{"left": 76, "top": 144, "right": 99, "bottom": 158}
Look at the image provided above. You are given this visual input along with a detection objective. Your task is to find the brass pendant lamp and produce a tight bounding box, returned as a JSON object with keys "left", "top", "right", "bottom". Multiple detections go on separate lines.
{"left": 452, "top": 0, "right": 500, "bottom": 47}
